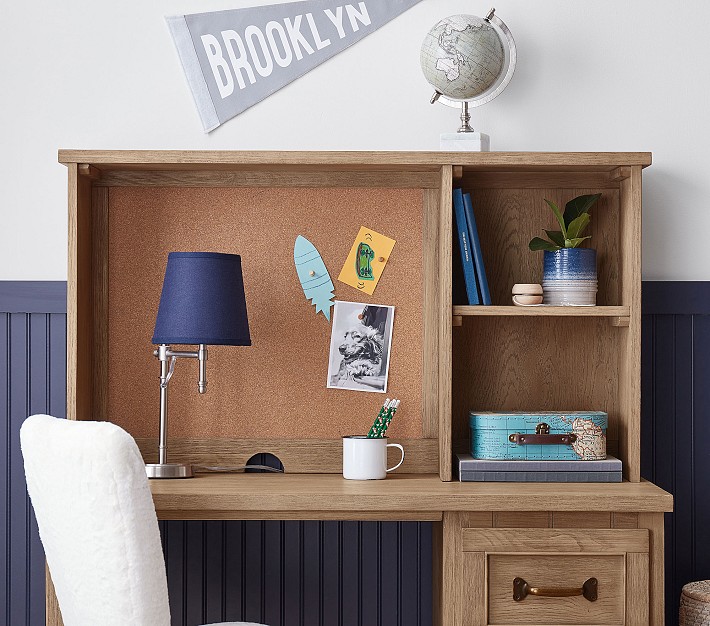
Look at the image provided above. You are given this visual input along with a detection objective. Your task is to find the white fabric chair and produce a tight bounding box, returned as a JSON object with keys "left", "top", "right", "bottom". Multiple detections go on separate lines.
{"left": 21, "top": 414, "right": 266, "bottom": 626}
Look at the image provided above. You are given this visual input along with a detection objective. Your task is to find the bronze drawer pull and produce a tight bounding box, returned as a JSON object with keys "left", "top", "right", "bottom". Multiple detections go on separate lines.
{"left": 513, "top": 577, "right": 598, "bottom": 602}
{"left": 508, "top": 422, "right": 577, "bottom": 446}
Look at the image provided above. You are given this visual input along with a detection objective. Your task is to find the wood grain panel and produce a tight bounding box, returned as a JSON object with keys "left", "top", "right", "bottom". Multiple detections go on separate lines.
{"left": 438, "top": 167, "right": 453, "bottom": 480}
{"left": 91, "top": 187, "right": 108, "bottom": 421}
{"left": 59, "top": 149, "right": 653, "bottom": 169}
{"left": 136, "top": 437, "right": 438, "bottom": 474}
{"left": 96, "top": 169, "right": 440, "bottom": 189}
{"left": 611, "top": 512, "right": 638, "bottom": 529}
{"left": 626, "top": 551, "right": 650, "bottom": 626}
{"left": 454, "top": 304, "right": 629, "bottom": 317}
{"left": 493, "top": 511, "right": 551, "bottom": 528}
{"left": 575, "top": 186, "right": 621, "bottom": 307}
{"left": 487, "top": 554, "right": 625, "bottom": 625}
{"left": 422, "top": 189, "right": 439, "bottom": 438}
{"left": 66, "top": 164, "right": 93, "bottom": 421}
{"left": 553, "top": 511, "right": 611, "bottom": 529}
{"left": 460, "top": 511, "right": 495, "bottom": 528}
{"left": 461, "top": 552, "right": 486, "bottom": 626}
{"left": 463, "top": 528, "right": 649, "bottom": 553}
{"left": 452, "top": 316, "right": 621, "bottom": 450}
{"left": 638, "top": 513, "right": 664, "bottom": 626}
{"left": 156, "top": 510, "right": 442, "bottom": 521}
{"left": 618, "top": 167, "right": 643, "bottom": 482}
{"left": 463, "top": 171, "right": 622, "bottom": 189}
{"left": 434, "top": 511, "right": 463, "bottom": 626}
{"left": 108, "top": 187, "right": 425, "bottom": 441}
{"left": 149, "top": 474, "right": 672, "bottom": 515}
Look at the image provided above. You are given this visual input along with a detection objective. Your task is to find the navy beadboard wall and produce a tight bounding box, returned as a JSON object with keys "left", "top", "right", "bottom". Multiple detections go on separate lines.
{"left": 159, "top": 519, "right": 431, "bottom": 626}
{"left": 2, "top": 280, "right": 708, "bottom": 625}
{"left": 0, "top": 282, "right": 67, "bottom": 626}
{"left": 642, "top": 282, "right": 710, "bottom": 623}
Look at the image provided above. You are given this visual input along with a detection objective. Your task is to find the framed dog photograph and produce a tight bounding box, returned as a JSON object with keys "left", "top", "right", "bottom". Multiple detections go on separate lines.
{"left": 327, "top": 301, "right": 395, "bottom": 393}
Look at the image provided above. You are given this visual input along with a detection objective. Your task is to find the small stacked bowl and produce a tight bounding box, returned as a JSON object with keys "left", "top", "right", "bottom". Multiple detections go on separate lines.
{"left": 542, "top": 249, "right": 597, "bottom": 306}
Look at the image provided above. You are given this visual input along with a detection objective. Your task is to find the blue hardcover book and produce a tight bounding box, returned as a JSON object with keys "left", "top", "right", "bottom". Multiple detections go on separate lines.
{"left": 453, "top": 188, "right": 480, "bottom": 305}
{"left": 463, "top": 192, "right": 491, "bottom": 305}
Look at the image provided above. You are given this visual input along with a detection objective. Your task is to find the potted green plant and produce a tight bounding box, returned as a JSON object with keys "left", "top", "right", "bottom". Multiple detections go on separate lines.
{"left": 529, "top": 193, "right": 601, "bottom": 306}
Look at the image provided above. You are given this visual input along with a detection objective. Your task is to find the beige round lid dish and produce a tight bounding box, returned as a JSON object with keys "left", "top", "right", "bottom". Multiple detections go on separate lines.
{"left": 512, "top": 283, "right": 543, "bottom": 295}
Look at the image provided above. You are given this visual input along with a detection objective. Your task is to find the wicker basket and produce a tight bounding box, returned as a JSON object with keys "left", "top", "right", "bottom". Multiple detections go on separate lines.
{"left": 680, "top": 581, "right": 710, "bottom": 625}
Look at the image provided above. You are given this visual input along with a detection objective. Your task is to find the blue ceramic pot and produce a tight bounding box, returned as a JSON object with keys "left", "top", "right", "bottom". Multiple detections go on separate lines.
{"left": 543, "top": 248, "right": 597, "bottom": 282}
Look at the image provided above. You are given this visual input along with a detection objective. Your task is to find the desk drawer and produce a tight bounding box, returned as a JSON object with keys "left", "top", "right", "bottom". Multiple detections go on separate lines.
{"left": 488, "top": 554, "right": 623, "bottom": 624}
{"left": 461, "top": 528, "right": 650, "bottom": 626}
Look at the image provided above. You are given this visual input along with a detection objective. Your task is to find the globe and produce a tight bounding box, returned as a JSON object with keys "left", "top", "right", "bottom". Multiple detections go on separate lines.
{"left": 421, "top": 14, "right": 505, "bottom": 101}
{"left": 420, "top": 10, "right": 516, "bottom": 115}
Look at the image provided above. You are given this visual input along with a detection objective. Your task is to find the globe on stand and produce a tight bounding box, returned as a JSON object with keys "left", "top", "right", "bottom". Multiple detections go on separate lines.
{"left": 420, "top": 8, "right": 516, "bottom": 151}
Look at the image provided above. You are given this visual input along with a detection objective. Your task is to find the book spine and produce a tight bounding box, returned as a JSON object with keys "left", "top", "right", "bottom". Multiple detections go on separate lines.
{"left": 453, "top": 188, "right": 480, "bottom": 305}
{"left": 463, "top": 192, "right": 491, "bottom": 305}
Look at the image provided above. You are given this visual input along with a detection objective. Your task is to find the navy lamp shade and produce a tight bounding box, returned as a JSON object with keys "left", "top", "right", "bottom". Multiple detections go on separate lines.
{"left": 152, "top": 252, "right": 251, "bottom": 346}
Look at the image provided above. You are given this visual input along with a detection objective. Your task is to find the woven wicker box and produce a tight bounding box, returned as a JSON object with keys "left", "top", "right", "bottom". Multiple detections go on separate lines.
{"left": 680, "top": 581, "right": 710, "bottom": 625}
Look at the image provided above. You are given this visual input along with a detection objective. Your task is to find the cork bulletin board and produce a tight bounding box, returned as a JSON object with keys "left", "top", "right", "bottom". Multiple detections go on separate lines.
{"left": 107, "top": 187, "right": 424, "bottom": 441}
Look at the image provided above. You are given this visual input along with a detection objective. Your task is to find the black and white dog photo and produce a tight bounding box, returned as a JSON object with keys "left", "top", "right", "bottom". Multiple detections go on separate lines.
{"left": 327, "top": 301, "right": 395, "bottom": 393}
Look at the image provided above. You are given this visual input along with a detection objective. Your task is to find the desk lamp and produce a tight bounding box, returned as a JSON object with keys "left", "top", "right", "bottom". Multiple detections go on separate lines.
{"left": 147, "top": 252, "right": 251, "bottom": 479}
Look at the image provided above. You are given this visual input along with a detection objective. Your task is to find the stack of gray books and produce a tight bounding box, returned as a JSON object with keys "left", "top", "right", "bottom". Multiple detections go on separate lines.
{"left": 456, "top": 453, "right": 623, "bottom": 482}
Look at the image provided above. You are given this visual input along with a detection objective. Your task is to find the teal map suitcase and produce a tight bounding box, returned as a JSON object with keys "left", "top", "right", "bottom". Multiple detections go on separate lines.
{"left": 469, "top": 411, "right": 608, "bottom": 461}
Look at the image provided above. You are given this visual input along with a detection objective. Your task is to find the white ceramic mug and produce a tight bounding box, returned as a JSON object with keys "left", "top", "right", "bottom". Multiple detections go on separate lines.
{"left": 342, "top": 436, "right": 405, "bottom": 480}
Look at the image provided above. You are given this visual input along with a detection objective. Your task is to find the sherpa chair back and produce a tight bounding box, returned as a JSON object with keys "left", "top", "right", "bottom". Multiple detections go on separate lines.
{"left": 21, "top": 414, "right": 265, "bottom": 626}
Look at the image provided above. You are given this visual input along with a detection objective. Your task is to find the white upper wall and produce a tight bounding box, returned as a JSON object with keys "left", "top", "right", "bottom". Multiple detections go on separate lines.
{"left": 1, "top": 0, "right": 706, "bottom": 280}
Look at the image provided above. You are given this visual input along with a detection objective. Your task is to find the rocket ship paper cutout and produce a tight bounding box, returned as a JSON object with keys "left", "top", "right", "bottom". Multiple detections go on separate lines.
{"left": 294, "top": 235, "right": 335, "bottom": 321}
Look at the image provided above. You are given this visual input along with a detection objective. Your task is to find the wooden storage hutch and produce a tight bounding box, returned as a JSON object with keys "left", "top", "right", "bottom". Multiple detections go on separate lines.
{"left": 54, "top": 150, "right": 672, "bottom": 626}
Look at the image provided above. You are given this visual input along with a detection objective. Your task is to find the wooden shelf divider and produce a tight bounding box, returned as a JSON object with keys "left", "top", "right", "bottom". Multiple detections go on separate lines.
{"left": 453, "top": 305, "right": 630, "bottom": 317}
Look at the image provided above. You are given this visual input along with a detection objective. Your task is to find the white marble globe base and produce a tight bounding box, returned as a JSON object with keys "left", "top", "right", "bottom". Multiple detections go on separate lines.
{"left": 440, "top": 132, "right": 490, "bottom": 152}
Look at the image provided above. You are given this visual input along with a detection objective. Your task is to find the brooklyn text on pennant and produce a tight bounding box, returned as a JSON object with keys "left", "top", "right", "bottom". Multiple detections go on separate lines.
{"left": 167, "top": 0, "right": 423, "bottom": 132}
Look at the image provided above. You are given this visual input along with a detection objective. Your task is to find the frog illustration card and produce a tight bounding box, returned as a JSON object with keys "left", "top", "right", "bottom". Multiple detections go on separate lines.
{"left": 338, "top": 227, "right": 396, "bottom": 295}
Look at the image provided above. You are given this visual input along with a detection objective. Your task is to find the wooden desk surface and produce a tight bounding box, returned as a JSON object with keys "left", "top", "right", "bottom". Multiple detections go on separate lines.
{"left": 150, "top": 473, "right": 672, "bottom": 521}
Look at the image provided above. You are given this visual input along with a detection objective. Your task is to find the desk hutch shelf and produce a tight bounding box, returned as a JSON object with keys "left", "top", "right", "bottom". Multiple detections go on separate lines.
{"left": 56, "top": 150, "right": 671, "bottom": 626}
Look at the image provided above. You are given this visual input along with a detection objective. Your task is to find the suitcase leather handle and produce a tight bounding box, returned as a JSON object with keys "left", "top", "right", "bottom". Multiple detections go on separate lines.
{"left": 513, "top": 577, "right": 598, "bottom": 602}
{"left": 508, "top": 422, "right": 577, "bottom": 445}
{"left": 508, "top": 432, "right": 577, "bottom": 445}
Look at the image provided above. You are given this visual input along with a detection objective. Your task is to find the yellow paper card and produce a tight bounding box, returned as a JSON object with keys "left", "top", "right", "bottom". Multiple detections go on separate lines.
{"left": 338, "top": 227, "right": 396, "bottom": 295}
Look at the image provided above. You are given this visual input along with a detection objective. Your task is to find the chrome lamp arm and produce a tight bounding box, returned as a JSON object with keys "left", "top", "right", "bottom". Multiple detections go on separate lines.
{"left": 146, "top": 343, "right": 208, "bottom": 479}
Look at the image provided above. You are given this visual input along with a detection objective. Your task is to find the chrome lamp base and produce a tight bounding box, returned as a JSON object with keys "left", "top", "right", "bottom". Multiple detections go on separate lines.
{"left": 145, "top": 463, "right": 194, "bottom": 479}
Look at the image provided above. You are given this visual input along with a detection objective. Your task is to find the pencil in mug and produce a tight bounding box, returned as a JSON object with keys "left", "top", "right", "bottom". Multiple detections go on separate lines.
{"left": 374, "top": 399, "right": 399, "bottom": 438}
{"left": 368, "top": 399, "right": 400, "bottom": 438}
{"left": 367, "top": 398, "right": 391, "bottom": 438}
{"left": 380, "top": 399, "right": 401, "bottom": 436}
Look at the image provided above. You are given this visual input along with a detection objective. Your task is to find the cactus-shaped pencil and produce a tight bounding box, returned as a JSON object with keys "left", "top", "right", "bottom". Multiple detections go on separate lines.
{"left": 367, "top": 399, "right": 391, "bottom": 438}
{"left": 368, "top": 399, "right": 399, "bottom": 438}
{"left": 374, "top": 399, "right": 399, "bottom": 438}
{"left": 379, "top": 399, "right": 400, "bottom": 437}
